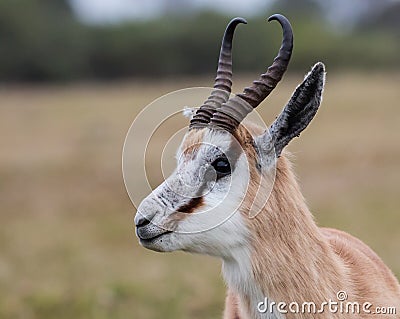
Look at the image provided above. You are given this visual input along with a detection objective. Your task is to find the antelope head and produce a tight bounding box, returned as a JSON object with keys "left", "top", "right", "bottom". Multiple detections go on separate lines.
{"left": 134, "top": 15, "right": 325, "bottom": 258}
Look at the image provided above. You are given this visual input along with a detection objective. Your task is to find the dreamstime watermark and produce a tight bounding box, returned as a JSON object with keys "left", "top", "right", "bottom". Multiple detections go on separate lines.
{"left": 257, "top": 291, "right": 397, "bottom": 315}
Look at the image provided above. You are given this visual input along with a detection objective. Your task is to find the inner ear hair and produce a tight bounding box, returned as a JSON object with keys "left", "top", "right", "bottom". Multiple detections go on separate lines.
{"left": 183, "top": 107, "right": 197, "bottom": 119}
{"left": 269, "top": 62, "right": 326, "bottom": 157}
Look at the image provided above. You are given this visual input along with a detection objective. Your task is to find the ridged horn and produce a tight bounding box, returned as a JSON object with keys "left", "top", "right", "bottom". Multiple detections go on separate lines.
{"left": 189, "top": 17, "right": 247, "bottom": 130}
{"left": 209, "top": 14, "right": 293, "bottom": 132}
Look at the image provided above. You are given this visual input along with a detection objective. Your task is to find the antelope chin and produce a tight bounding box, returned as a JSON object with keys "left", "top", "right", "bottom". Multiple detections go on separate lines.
{"left": 138, "top": 232, "right": 176, "bottom": 252}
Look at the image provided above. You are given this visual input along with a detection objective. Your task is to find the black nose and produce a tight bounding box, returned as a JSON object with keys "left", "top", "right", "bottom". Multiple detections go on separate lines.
{"left": 135, "top": 215, "right": 151, "bottom": 228}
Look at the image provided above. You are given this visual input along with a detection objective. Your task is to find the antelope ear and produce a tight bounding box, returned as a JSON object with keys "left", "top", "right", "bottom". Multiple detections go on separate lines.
{"left": 268, "top": 62, "right": 325, "bottom": 157}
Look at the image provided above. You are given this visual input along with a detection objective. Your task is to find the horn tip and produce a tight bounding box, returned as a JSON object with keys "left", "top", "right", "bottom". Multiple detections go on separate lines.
{"left": 267, "top": 13, "right": 288, "bottom": 23}
{"left": 231, "top": 17, "right": 248, "bottom": 25}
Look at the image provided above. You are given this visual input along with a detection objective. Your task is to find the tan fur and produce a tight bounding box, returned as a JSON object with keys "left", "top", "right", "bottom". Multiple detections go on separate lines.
{"left": 224, "top": 290, "right": 244, "bottom": 319}
{"left": 181, "top": 129, "right": 205, "bottom": 156}
{"left": 223, "top": 124, "right": 400, "bottom": 319}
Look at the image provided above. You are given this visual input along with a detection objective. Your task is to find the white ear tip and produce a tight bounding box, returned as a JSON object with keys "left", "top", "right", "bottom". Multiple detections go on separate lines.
{"left": 313, "top": 62, "right": 325, "bottom": 72}
{"left": 183, "top": 107, "right": 197, "bottom": 119}
{"left": 304, "top": 62, "right": 326, "bottom": 84}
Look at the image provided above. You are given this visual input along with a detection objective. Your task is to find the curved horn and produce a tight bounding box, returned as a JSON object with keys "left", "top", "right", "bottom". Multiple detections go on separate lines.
{"left": 189, "top": 17, "right": 247, "bottom": 130}
{"left": 209, "top": 14, "right": 293, "bottom": 132}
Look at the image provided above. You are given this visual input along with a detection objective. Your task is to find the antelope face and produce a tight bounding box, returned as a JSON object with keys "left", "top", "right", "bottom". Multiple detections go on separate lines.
{"left": 133, "top": 14, "right": 325, "bottom": 257}
{"left": 134, "top": 127, "right": 256, "bottom": 256}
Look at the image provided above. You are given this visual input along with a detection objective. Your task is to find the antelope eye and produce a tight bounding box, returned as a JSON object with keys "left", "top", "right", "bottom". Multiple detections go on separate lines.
{"left": 211, "top": 157, "right": 231, "bottom": 178}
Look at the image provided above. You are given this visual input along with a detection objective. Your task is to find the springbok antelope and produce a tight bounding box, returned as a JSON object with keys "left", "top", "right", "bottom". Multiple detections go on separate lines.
{"left": 134, "top": 14, "right": 400, "bottom": 319}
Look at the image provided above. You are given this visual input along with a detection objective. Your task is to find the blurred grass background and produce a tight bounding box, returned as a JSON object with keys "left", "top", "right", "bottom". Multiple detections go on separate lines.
{"left": 0, "top": 0, "right": 399, "bottom": 318}
{"left": 1, "top": 74, "right": 399, "bottom": 319}
{"left": 0, "top": 0, "right": 399, "bottom": 82}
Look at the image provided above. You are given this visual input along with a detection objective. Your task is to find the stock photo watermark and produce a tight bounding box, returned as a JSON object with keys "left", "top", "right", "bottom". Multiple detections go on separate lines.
{"left": 257, "top": 291, "right": 397, "bottom": 315}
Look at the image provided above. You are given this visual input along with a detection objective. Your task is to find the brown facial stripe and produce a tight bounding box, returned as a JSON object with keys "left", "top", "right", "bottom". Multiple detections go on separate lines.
{"left": 176, "top": 197, "right": 203, "bottom": 214}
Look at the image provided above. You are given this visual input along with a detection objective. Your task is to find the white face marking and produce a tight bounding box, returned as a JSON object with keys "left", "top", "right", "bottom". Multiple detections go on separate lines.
{"left": 134, "top": 129, "right": 252, "bottom": 257}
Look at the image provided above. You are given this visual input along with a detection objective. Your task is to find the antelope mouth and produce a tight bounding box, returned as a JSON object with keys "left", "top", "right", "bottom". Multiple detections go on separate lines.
{"left": 136, "top": 227, "right": 173, "bottom": 243}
